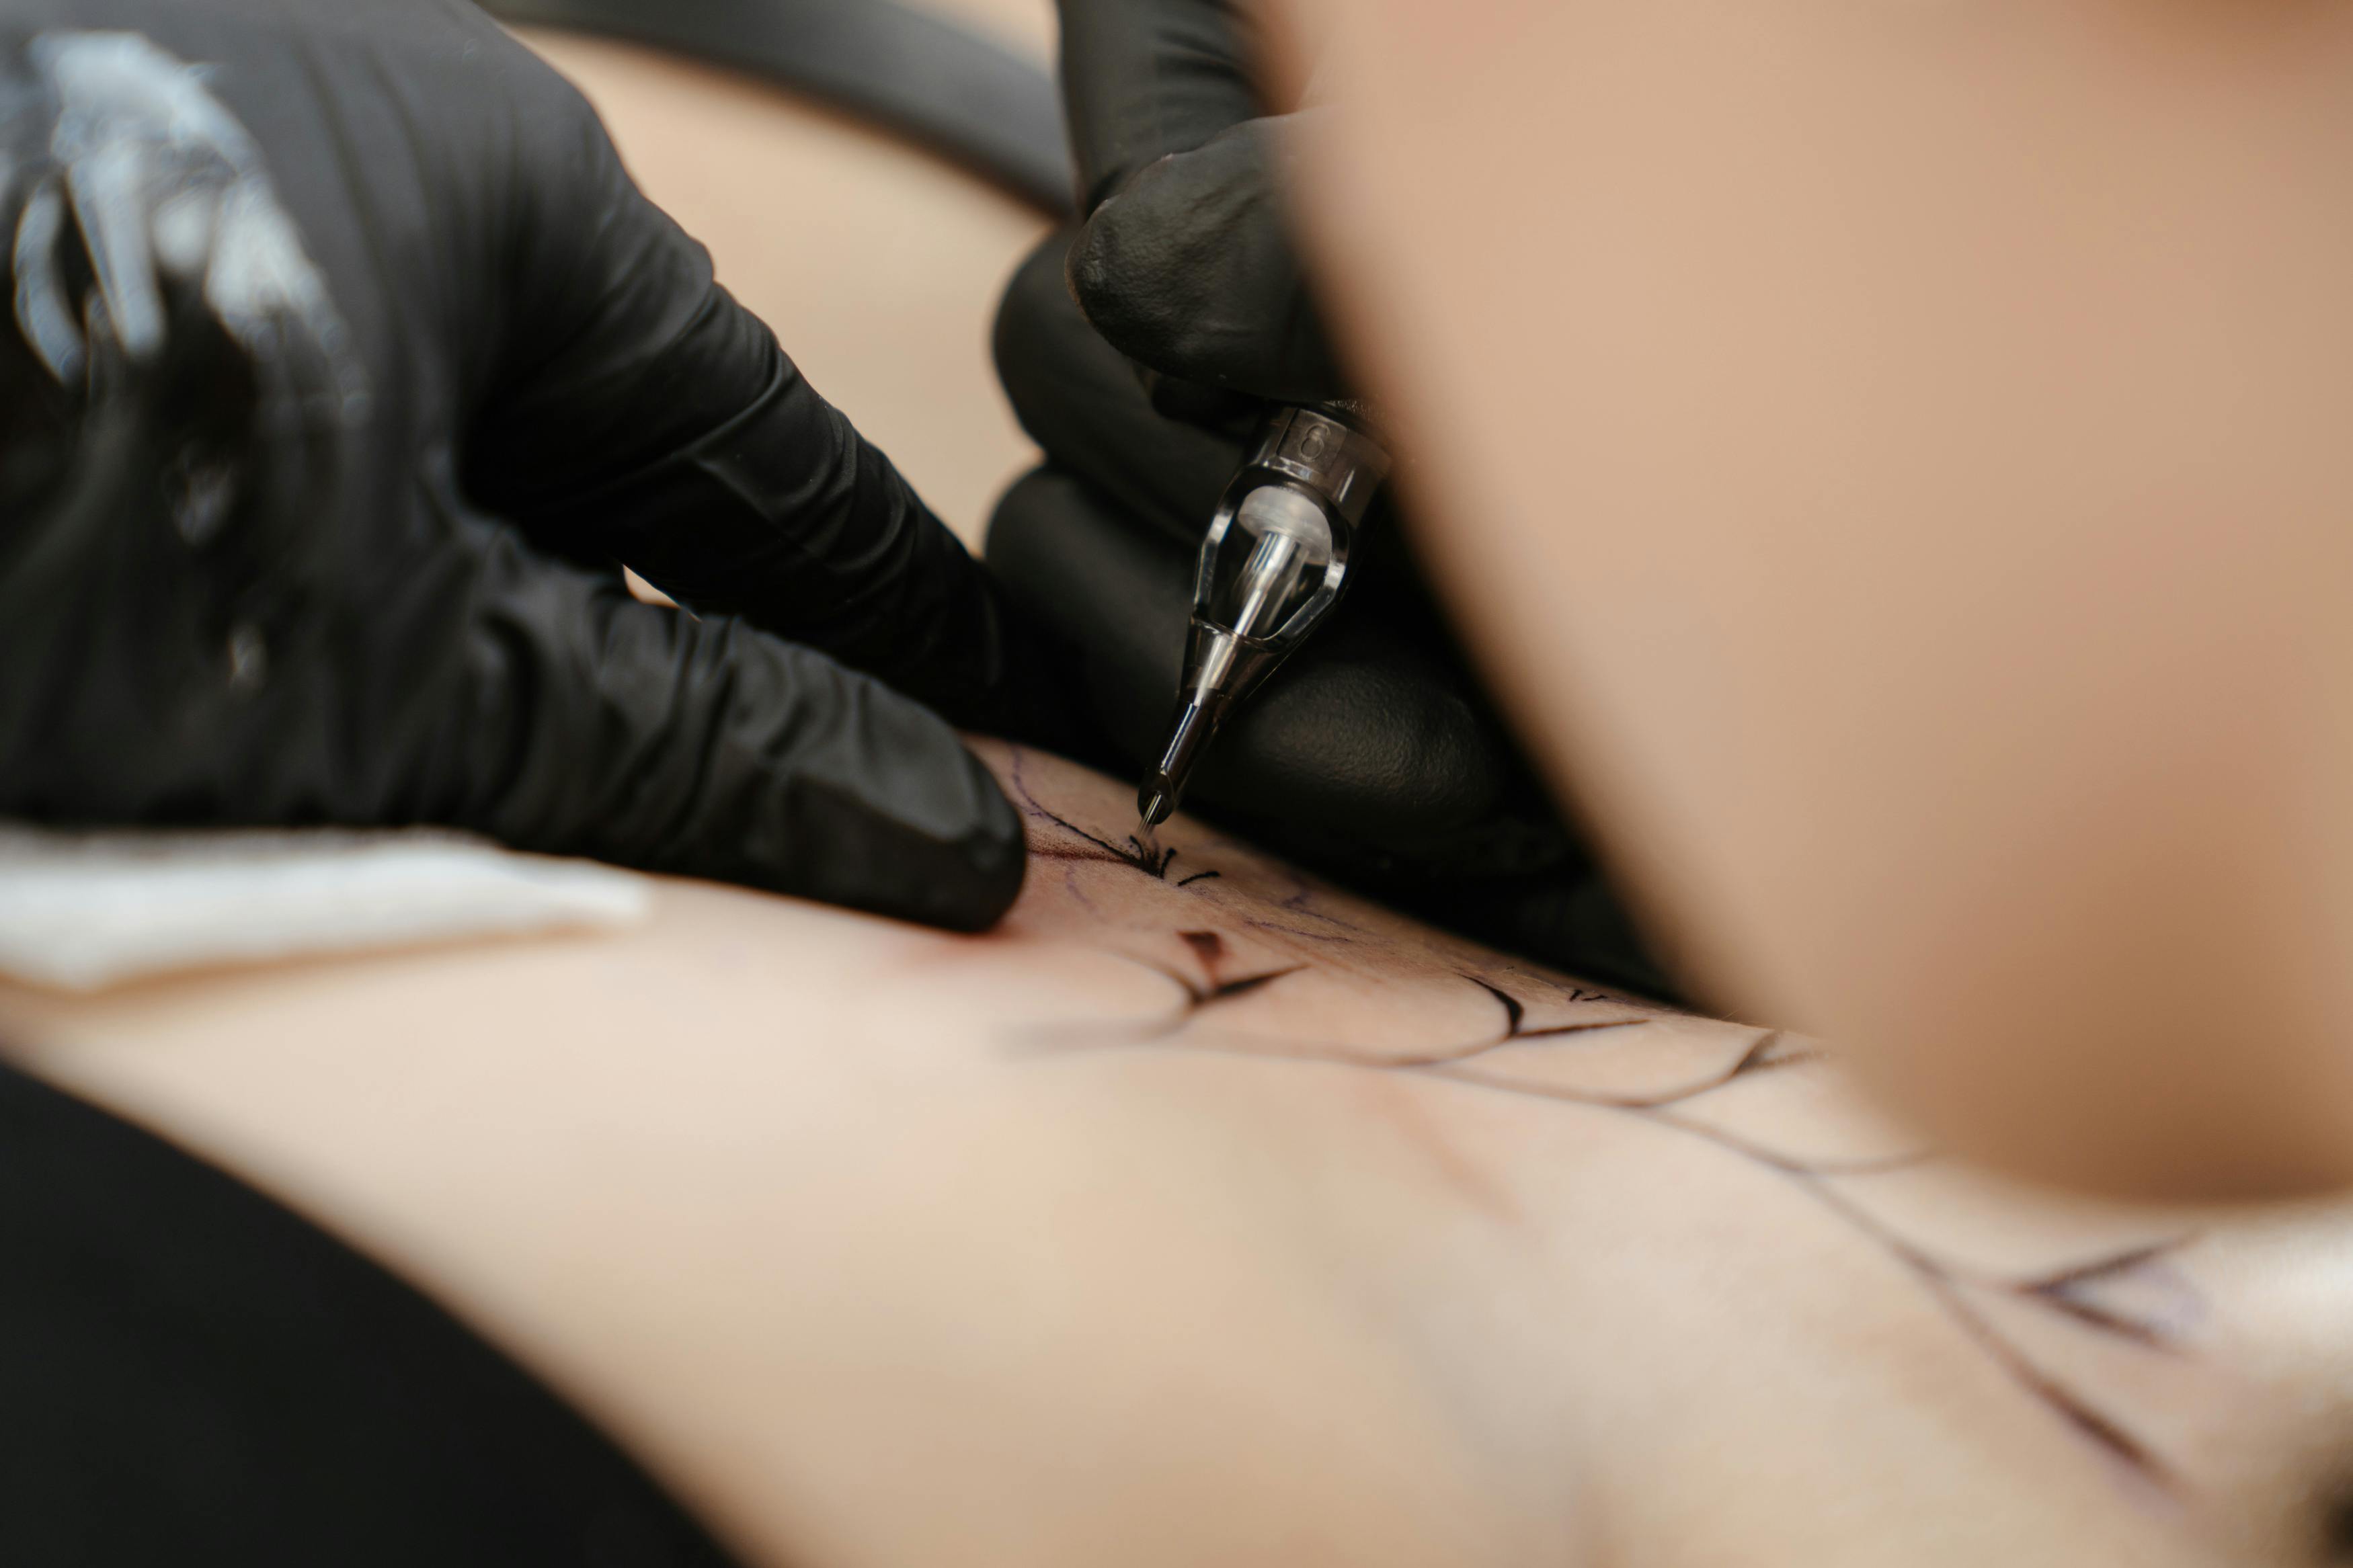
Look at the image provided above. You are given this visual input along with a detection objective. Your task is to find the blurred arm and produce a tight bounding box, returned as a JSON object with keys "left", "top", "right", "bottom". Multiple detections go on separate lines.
{"left": 1267, "top": 0, "right": 2353, "bottom": 1198}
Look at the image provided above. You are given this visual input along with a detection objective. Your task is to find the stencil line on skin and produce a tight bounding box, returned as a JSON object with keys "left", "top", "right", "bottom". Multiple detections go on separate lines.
{"left": 1243, "top": 917, "right": 1356, "bottom": 944}
{"left": 1008, "top": 746, "right": 1185, "bottom": 880}
{"left": 2016, "top": 1244, "right": 2205, "bottom": 1352}
{"left": 1441, "top": 981, "right": 2196, "bottom": 1483}
{"left": 1012, "top": 948, "right": 1312, "bottom": 1050}
{"left": 994, "top": 747, "right": 2202, "bottom": 1486}
{"left": 1357, "top": 1014, "right": 2185, "bottom": 1485}
{"left": 1429, "top": 994, "right": 2196, "bottom": 1487}
{"left": 1035, "top": 940, "right": 1652, "bottom": 1067}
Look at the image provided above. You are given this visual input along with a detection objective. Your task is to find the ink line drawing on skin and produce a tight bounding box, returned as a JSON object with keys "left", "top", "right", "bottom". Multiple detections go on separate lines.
{"left": 1008, "top": 749, "right": 1182, "bottom": 878}
{"left": 1179, "top": 930, "right": 1225, "bottom": 971}
{"left": 991, "top": 747, "right": 2202, "bottom": 1491}
{"left": 1021, "top": 947, "right": 1310, "bottom": 1044}
{"left": 1242, "top": 920, "right": 1352, "bottom": 944}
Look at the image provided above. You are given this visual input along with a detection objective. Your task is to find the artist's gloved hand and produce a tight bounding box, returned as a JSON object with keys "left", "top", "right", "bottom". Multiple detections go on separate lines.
{"left": 987, "top": 0, "right": 1675, "bottom": 994}
{"left": 0, "top": 1, "right": 1089, "bottom": 931}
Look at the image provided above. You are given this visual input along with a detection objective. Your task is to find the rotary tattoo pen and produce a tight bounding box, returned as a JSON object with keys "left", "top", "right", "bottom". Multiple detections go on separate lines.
{"left": 1136, "top": 404, "right": 1390, "bottom": 829}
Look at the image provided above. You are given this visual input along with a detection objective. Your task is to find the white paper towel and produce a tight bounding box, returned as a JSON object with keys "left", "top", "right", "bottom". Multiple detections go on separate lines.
{"left": 0, "top": 825, "right": 652, "bottom": 991}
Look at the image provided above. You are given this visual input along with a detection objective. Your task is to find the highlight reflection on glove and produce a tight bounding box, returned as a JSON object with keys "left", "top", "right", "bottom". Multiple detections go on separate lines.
{"left": 0, "top": 3, "right": 1082, "bottom": 932}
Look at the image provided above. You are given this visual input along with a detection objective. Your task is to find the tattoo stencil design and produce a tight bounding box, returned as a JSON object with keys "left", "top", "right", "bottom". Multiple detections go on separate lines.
{"left": 1004, "top": 751, "right": 2200, "bottom": 1490}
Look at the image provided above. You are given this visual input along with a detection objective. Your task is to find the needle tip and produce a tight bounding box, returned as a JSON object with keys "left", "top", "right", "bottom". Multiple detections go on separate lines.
{"left": 1138, "top": 773, "right": 1178, "bottom": 829}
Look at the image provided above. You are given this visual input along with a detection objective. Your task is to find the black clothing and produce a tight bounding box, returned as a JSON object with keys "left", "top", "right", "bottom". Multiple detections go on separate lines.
{"left": 0, "top": 1056, "right": 751, "bottom": 1567}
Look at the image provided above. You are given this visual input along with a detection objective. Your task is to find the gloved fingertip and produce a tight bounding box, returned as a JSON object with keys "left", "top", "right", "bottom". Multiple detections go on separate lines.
{"left": 916, "top": 743, "right": 1030, "bottom": 932}
{"left": 992, "top": 231, "right": 1241, "bottom": 541}
{"left": 1064, "top": 134, "right": 1349, "bottom": 406}
{"left": 1064, "top": 194, "right": 1174, "bottom": 369}
{"left": 735, "top": 653, "right": 1031, "bottom": 934}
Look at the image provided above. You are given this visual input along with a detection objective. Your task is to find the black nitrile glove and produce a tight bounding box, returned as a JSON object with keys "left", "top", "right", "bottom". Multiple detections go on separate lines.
{"left": 986, "top": 0, "right": 1677, "bottom": 997}
{"left": 0, "top": 1, "right": 1092, "bottom": 932}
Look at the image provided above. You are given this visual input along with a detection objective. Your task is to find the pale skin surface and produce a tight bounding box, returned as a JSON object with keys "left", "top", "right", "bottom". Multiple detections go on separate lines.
{"left": 3, "top": 745, "right": 2350, "bottom": 1567}
{"left": 1267, "top": 0, "right": 2353, "bottom": 1199}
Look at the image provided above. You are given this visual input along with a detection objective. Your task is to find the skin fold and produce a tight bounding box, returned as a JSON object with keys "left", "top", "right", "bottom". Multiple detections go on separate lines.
{"left": 3, "top": 745, "right": 2349, "bottom": 1567}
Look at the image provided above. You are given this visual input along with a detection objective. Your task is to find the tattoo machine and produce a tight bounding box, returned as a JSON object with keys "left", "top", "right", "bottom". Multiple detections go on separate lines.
{"left": 1137, "top": 405, "right": 1391, "bottom": 829}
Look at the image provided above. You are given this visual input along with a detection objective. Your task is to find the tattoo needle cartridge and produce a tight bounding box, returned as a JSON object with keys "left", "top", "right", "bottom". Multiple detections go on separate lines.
{"left": 1137, "top": 405, "right": 1390, "bottom": 829}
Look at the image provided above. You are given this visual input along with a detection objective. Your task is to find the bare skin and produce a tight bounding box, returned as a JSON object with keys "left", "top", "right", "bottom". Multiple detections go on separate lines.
{"left": 1266, "top": 0, "right": 2353, "bottom": 1199}
{"left": 1, "top": 745, "right": 2346, "bottom": 1567}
